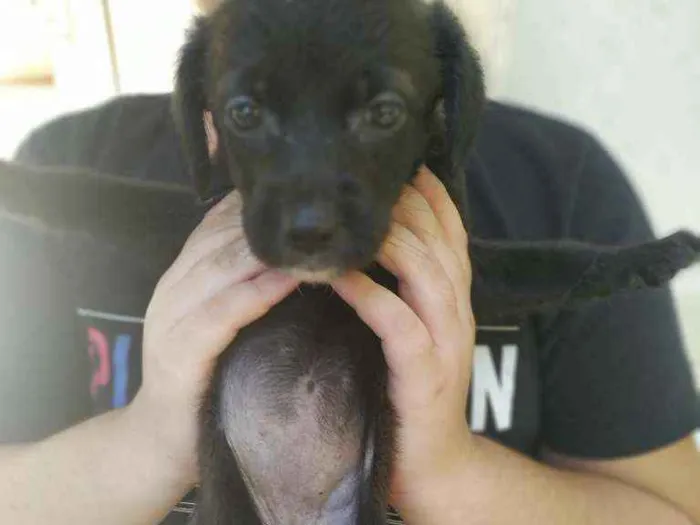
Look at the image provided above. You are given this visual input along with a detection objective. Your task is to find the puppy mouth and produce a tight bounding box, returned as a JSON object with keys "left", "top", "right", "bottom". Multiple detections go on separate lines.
{"left": 243, "top": 197, "right": 387, "bottom": 282}
{"left": 277, "top": 253, "right": 358, "bottom": 284}
{"left": 283, "top": 266, "right": 344, "bottom": 284}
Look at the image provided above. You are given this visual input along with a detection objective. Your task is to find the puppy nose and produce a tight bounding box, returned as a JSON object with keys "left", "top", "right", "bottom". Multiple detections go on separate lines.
{"left": 286, "top": 205, "right": 336, "bottom": 254}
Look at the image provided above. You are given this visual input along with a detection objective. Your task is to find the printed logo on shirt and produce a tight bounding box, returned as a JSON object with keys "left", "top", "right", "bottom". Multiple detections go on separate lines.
{"left": 77, "top": 308, "right": 144, "bottom": 413}
{"left": 470, "top": 325, "right": 521, "bottom": 433}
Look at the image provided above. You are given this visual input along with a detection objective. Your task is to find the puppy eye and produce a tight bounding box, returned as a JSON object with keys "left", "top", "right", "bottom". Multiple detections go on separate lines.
{"left": 365, "top": 93, "right": 406, "bottom": 130}
{"left": 226, "top": 96, "right": 262, "bottom": 131}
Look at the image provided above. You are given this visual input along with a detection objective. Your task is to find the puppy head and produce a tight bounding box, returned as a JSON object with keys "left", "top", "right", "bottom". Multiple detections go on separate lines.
{"left": 173, "top": 0, "right": 484, "bottom": 280}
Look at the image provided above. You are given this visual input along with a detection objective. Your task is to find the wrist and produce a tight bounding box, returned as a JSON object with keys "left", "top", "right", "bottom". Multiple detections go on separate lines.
{"left": 125, "top": 392, "right": 199, "bottom": 490}
{"left": 392, "top": 425, "right": 475, "bottom": 524}
{"left": 8, "top": 403, "right": 196, "bottom": 525}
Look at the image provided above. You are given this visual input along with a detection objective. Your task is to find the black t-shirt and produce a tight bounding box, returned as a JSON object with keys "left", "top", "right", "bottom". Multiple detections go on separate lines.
{"left": 3, "top": 95, "right": 698, "bottom": 524}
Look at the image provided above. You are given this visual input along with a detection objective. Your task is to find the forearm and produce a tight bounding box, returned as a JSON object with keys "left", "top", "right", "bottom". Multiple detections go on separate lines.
{"left": 401, "top": 435, "right": 694, "bottom": 525}
{"left": 1, "top": 403, "right": 192, "bottom": 525}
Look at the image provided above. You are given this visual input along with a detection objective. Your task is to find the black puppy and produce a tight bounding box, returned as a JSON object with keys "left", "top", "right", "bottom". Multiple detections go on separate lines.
{"left": 173, "top": 2, "right": 479, "bottom": 522}
{"left": 169, "top": 1, "right": 700, "bottom": 524}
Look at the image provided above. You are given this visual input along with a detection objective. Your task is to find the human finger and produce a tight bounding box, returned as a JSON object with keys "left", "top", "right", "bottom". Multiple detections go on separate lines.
{"left": 412, "top": 167, "right": 469, "bottom": 271}
{"left": 148, "top": 247, "right": 266, "bottom": 325}
{"left": 330, "top": 271, "right": 436, "bottom": 380}
{"left": 377, "top": 220, "right": 462, "bottom": 349}
{"left": 157, "top": 191, "right": 250, "bottom": 290}
{"left": 165, "top": 269, "right": 299, "bottom": 365}
{"left": 392, "top": 185, "right": 470, "bottom": 322}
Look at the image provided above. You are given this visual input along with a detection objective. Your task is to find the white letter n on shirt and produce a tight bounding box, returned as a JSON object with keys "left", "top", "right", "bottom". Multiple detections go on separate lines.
{"left": 469, "top": 344, "right": 518, "bottom": 433}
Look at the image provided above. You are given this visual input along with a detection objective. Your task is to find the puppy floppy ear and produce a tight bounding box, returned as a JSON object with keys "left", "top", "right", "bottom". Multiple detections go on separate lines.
{"left": 172, "top": 17, "right": 224, "bottom": 204}
{"left": 428, "top": 2, "right": 486, "bottom": 208}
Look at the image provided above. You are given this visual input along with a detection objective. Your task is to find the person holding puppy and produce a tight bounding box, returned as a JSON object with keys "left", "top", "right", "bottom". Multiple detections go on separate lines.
{"left": 1, "top": 0, "right": 699, "bottom": 524}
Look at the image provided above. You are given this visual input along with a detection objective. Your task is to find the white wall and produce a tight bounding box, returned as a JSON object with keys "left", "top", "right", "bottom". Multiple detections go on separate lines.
{"left": 0, "top": 0, "right": 119, "bottom": 158}
{"left": 445, "top": 0, "right": 519, "bottom": 97}
{"left": 495, "top": 0, "right": 700, "bottom": 238}
{"left": 107, "top": 0, "right": 194, "bottom": 94}
{"left": 0, "top": 0, "right": 194, "bottom": 158}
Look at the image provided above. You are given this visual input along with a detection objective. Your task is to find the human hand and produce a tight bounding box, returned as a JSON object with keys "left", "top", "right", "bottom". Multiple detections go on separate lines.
{"left": 128, "top": 191, "right": 299, "bottom": 485}
{"left": 331, "top": 166, "right": 476, "bottom": 520}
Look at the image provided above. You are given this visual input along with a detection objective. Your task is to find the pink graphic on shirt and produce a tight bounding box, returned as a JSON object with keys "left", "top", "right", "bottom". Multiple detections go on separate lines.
{"left": 88, "top": 326, "right": 111, "bottom": 397}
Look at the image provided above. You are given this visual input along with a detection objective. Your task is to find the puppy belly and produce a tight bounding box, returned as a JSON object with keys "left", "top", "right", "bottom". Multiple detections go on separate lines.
{"left": 218, "top": 330, "right": 365, "bottom": 525}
